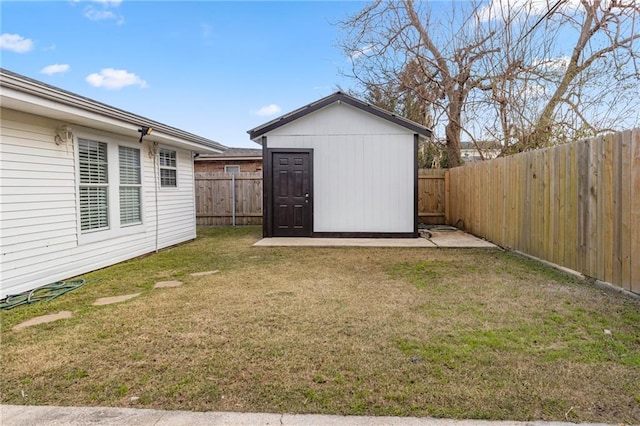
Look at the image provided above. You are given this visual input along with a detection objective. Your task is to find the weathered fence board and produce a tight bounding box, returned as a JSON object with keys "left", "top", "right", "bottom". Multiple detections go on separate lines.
{"left": 418, "top": 169, "right": 447, "bottom": 225}
{"left": 195, "top": 169, "right": 448, "bottom": 227}
{"left": 195, "top": 172, "right": 263, "bottom": 226}
{"left": 447, "top": 128, "right": 640, "bottom": 294}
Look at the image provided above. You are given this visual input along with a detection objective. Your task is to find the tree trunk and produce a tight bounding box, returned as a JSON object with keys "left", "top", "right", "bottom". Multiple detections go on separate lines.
{"left": 446, "top": 121, "right": 462, "bottom": 168}
{"left": 445, "top": 97, "right": 463, "bottom": 167}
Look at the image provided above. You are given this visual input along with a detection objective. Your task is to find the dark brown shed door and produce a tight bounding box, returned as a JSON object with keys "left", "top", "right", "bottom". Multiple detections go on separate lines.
{"left": 272, "top": 152, "right": 312, "bottom": 237}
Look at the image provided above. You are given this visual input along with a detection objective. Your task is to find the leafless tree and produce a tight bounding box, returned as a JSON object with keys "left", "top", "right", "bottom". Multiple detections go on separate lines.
{"left": 340, "top": 0, "right": 640, "bottom": 165}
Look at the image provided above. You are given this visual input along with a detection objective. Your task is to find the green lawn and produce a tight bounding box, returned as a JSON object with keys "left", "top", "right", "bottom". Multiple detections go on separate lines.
{"left": 1, "top": 226, "right": 639, "bottom": 423}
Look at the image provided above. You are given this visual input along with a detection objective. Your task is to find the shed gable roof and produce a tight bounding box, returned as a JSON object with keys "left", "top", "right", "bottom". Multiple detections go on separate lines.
{"left": 248, "top": 91, "right": 432, "bottom": 141}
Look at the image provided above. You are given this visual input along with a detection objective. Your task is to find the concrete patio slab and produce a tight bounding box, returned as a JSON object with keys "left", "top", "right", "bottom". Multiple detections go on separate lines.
{"left": 253, "top": 231, "right": 496, "bottom": 249}
{"left": 92, "top": 293, "right": 140, "bottom": 306}
{"left": 12, "top": 311, "right": 73, "bottom": 331}
{"left": 428, "top": 231, "right": 497, "bottom": 248}
{"left": 254, "top": 237, "right": 436, "bottom": 248}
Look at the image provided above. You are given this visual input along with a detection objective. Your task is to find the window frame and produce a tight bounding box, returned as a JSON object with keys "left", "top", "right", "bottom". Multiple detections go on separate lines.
{"left": 74, "top": 130, "right": 146, "bottom": 245}
{"left": 78, "top": 138, "right": 109, "bottom": 233}
{"left": 224, "top": 165, "right": 241, "bottom": 174}
{"left": 159, "top": 147, "right": 178, "bottom": 188}
{"left": 118, "top": 145, "right": 142, "bottom": 227}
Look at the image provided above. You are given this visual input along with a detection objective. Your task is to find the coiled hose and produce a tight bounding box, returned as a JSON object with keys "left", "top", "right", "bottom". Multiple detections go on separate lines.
{"left": 0, "top": 279, "right": 87, "bottom": 310}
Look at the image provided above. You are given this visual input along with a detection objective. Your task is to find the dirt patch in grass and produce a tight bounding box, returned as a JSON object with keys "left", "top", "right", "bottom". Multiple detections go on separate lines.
{"left": 1, "top": 226, "right": 639, "bottom": 423}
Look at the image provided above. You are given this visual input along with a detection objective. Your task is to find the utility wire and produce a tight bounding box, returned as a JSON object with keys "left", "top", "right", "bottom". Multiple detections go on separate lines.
{"left": 514, "top": 0, "right": 567, "bottom": 48}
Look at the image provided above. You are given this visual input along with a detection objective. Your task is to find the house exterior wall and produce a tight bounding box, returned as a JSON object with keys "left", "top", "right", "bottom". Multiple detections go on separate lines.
{"left": 265, "top": 103, "right": 415, "bottom": 234}
{"left": 0, "top": 108, "right": 197, "bottom": 297}
{"left": 194, "top": 159, "right": 262, "bottom": 173}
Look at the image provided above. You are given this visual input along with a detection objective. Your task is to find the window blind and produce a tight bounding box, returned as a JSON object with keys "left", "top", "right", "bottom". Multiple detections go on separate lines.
{"left": 119, "top": 146, "right": 141, "bottom": 225}
{"left": 79, "top": 139, "right": 109, "bottom": 231}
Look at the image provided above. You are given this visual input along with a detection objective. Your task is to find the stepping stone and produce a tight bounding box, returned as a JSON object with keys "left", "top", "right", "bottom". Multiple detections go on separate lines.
{"left": 92, "top": 293, "right": 140, "bottom": 306}
{"left": 13, "top": 311, "right": 73, "bottom": 331}
{"left": 189, "top": 270, "right": 219, "bottom": 277}
{"left": 153, "top": 280, "right": 183, "bottom": 288}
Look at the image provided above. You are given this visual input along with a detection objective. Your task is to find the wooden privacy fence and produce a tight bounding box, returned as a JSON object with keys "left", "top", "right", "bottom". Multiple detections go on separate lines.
{"left": 418, "top": 169, "right": 447, "bottom": 225}
{"left": 447, "top": 129, "right": 640, "bottom": 294}
{"left": 195, "top": 172, "right": 262, "bottom": 226}
{"left": 195, "top": 169, "right": 447, "bottom": 227}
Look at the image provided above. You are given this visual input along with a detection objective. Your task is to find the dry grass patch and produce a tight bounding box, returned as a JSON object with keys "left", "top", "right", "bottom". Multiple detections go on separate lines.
{"left": 1, "top": 226, "right": 639, "bottom": 423}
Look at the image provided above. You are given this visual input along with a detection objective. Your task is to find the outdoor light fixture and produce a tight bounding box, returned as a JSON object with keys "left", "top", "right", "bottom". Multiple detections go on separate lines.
{"left": 138, "top": 126, "right": 152, "bottom": 143}
{"left": 54, "top": 125, "right": 73, "bottom": 145}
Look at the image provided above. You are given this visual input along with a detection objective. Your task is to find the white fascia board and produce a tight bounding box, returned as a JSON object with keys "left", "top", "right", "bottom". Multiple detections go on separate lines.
{"left": 0, "top": 80, "right": 224, "bottom": 154}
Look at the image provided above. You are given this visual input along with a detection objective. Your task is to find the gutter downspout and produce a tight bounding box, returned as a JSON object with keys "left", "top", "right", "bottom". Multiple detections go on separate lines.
{"left": 149, "top": 142, "right": 160, "bottom": 253}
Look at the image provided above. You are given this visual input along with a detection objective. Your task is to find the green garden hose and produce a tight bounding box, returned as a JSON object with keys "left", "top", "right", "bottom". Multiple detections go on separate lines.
{"left": 0, "top": 279, "right": 87, "bottom": 310}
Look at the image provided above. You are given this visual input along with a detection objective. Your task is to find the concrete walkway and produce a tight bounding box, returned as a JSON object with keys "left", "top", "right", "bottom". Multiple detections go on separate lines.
{"left": 253, "top": 230, "right": 496, "bottom": 248}
{"left": 0, "top": 405, "right": 615, "bottom": 426}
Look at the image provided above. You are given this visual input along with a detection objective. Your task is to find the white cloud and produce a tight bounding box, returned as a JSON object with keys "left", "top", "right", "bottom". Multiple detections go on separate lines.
{"left": 84, "top": 8, "right": 116, "bottom": 20}
{"left": 91, "top": 0, "right": 123, "bottom": 5}
{"left": 72, "top": 0, "right": 122, "bottom": 5}
{"left": 40, "top": 64, "right": 70, "bottom": 75}
{"left": 478, "top": 0, "right": 581, "bottom": 23}
{"left": 533, "top": 55, "right": 570, "bottom": 71}
{"left": 349, "top": 44, "right": 375, "bottom": 61}
{"left": 0, "top": 33, "right": 34, "bottom": 53}
{"left": 85, "top": 68, "right": 148, "bottom": 90}
{"left": 253, "top": 104, "right": 281, "bottom": 116}
{"left": 82, "top": 0, "right": 123, "bottom": 23}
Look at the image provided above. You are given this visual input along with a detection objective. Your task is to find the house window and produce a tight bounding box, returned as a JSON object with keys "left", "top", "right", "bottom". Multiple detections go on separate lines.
{"left": 79, "top": 139, "right": 109, "bottom": 231}
{"left": 159, "top": 148, "right": 177, "bottom": 187}
{"left": 119, "top": 146, "right": 142, "bottom": 225}
{"left": 225, "top": 165, "right": 240, "bottom": 174}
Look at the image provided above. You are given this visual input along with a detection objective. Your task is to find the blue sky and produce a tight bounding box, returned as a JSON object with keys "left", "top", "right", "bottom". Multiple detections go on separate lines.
{"left": 1, "top": 1, "right": 366, "bottom": 148}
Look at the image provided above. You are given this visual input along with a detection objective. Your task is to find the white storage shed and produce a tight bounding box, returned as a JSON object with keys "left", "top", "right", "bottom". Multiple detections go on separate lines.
{"left": 248, "top": 92, "right": 432, "bottom": 238}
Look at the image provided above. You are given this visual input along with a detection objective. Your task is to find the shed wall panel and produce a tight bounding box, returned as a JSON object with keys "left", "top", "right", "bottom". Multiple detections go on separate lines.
{"left": 265, "top": 103, "right": 416, "bottom": 234}
{"left": 267, "top": 102, "right": 415, "bottom": 136}
{"left": 267, "top": 133, "right": 414, "bottom": 233}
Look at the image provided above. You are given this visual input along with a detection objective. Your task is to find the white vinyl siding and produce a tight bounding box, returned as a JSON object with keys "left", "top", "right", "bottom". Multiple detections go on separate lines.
{"left": 78, "top": 139, "right": 109, "bottom": 231}
{"left": 0, "top": 108, "right": 198, "bottom": 298}
{"left": 266, "top": 102, "right": 415, "bottom": 234}
{"left": 119, "top": 146, "right": 141, "bottom": 225}
{"left": 159, "top": 148, "right": 177, "bottom": 187}
{"left": 148, "top": 149, "right": 196, "bottom": 248}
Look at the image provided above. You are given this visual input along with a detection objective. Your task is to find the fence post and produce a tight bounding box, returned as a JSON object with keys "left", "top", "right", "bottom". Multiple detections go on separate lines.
{"left": 232, "top": 173, "right": 236, "bottom": 227}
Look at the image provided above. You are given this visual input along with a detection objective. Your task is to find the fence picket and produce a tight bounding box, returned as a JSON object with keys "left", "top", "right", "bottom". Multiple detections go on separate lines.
{"left": 447, "top": 129, "right": 639, "bottom": 294}
{"left": 195, "top": 169, "right": 449, "bottom": 227}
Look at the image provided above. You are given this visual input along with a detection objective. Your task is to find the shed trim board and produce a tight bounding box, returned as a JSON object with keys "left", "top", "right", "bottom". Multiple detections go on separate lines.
{"left": 414, "top": 134, "right": 419, "bottom": 237}
{"left": 0, "top": 69, "right": 226, "bottom": 298}
{"left": 252, "top": 95, "right": 430, "bottom": 239}
{"left": 262, "top": 136, "right": 269, "bottom": 237}
{"left": 248, "top": 92, "right": 432, "bottom": 141}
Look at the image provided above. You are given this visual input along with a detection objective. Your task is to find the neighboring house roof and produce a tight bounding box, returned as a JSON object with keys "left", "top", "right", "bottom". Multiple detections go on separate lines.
{"left": 197, "top": 147, "right": 262, "bottom": 161}
{"left": 0, "top": 68, "right": 226, "bottom": 153}
{"left": 460, "top": 141, "right": 503, "bottom": 151}
{"left": 247, "top": 91, "right": 433, "bottom": 141}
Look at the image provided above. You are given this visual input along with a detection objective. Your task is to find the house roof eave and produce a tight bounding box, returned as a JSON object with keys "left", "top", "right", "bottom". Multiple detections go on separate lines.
{"left": 0, "top": 68, "right": 226, "bottom": 154}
